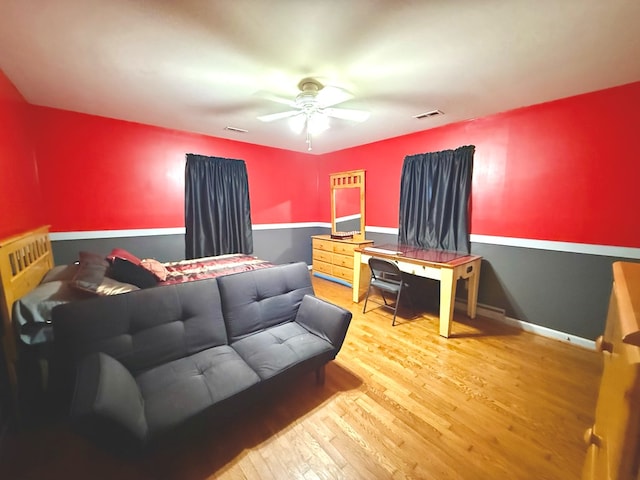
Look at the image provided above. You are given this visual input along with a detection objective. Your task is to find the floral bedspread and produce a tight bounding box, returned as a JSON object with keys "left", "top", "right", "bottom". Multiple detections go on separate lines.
{"left": 159, "top": 253, "right": 274, "bottom": 285}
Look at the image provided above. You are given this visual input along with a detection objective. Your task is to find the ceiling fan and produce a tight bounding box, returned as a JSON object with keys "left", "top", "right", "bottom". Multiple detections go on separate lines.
{"left": 257, "top": 78, "right": 370, "bottom": 151}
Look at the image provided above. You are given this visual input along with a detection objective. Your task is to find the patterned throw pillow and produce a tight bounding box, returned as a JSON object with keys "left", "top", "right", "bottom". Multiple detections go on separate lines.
{"left": 140, "top": 258, "right": 168, "bottom": 282}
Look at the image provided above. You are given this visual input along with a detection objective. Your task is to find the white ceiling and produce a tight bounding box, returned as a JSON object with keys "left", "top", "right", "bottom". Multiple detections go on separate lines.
{"left": 1, "top": 0, "right": 639, "bottom": 154}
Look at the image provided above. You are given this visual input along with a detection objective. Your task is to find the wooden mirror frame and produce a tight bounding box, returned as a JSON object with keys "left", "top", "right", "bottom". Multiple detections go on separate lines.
{"left": 330, "top": 170, "right": 366, "bottom": 241}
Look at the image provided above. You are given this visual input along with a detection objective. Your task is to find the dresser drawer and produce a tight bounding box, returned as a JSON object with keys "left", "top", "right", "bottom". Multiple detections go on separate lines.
{"left": 333, "top": 252, "right": 353, "bottom": 269}
{"left": 313, "top": 249, "right": 333, "bottom": 264}
{"left": 333, "top": 242, "right": 357, "bottom": 255}
{"left": 311, "top": 235, "right": 371, "bottom": 287}
{"left": 332, "top": 264, "right": 353, "bottom": 283}
{"left": 313, "top": 259, "right": 332, "bottom": 276}
{"left": 312, "top": 238, "right": 334, "bottom": 251}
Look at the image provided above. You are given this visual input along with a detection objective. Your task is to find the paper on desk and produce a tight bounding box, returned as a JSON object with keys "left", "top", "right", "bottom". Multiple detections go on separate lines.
{"left": 364, "top": 247, "right": 403, "bottom": 255}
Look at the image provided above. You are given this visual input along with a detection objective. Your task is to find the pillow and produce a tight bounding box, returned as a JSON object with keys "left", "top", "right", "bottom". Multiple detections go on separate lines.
{"left": 41, "top": 263, "right": 80, "bottom": 284}
{"left": 71, "top": 252, "right": 109, "bottom": 294}
{"left": 140, "top": 258, "right": 168, "bottom": 282}
{"left": 106, "top": 248, "right": 143, "bottom": 266}
{"left": 108, "top": 257, "right": 158, "bottom": 289}
{"left": 71, "top": 252, "right": 141, "bottom": 296}
{"left": 94, "top": 277, "right": 140, "bottom": 296}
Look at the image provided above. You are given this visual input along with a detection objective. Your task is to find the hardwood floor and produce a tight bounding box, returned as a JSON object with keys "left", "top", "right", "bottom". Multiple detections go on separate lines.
{"left": 2, "top": 276, "right": 602, "bottom": 480}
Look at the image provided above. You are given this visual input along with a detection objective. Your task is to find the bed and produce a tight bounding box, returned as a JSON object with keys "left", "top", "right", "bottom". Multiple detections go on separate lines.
{"left": 0, "top": 225, "right": 275, "bottom": 399}
{"left": 0, "top": 226, "right": 54, "bottom": 394}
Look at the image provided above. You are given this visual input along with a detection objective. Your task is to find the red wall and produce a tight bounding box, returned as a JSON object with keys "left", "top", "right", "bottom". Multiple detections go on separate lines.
{"left": 30, "top": 108, "right": 321, "bottom": 232}
{"left": 4, "top": 73, "right": 639, "bottom": 249}
{"left": 0, "top": 70, "right": 44, "bottom": 239}
{"left": 319, "top": 81, "right": 640, "bottom": 248}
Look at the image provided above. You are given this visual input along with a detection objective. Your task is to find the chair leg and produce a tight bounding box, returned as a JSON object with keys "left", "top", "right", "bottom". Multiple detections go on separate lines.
{"left": 381, "top": 291, "right": 391, "bottom": 306}
{"left": 363, "top": 286, "right": 372, "bottom": 313}
{"left": 392, "top": 288, "right": 402, "bottom": 326}
{"left": 364, "top": 284, "right": 407, "bottom": 326}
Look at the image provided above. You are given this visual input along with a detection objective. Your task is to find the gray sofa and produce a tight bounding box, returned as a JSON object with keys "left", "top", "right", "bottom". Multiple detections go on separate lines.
{"left": 51, "top": 262, "right": 352, "bottom": 451}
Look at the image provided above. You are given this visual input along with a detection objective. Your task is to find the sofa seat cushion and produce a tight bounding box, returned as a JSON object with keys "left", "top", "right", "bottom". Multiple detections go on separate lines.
{"left": 136, "top": 345, "right": 260, "bottom": 434}
{"left": 231, "top": 322, "right": 334, "bottom": 380}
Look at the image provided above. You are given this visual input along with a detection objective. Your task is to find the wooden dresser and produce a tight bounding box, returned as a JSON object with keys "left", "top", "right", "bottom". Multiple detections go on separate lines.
{"left": 311, "top": 235, "right": 373, "bottom": 286}
{"left": 583, "top": 261, "right": 640, "bottom": 480}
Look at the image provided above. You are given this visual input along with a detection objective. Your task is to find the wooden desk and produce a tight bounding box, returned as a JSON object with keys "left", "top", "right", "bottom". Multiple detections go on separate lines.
{"left": 353, "top": 244, "right": 482, "bottom": 337}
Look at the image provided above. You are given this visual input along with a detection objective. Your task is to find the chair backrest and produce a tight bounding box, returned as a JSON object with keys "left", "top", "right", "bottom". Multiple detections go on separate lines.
{"left": 368, "top": 257, "right": 402, "bottom": 285}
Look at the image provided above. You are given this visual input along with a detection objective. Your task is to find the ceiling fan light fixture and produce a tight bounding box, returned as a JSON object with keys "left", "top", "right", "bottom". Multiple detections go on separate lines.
{"left": 288, "top": 113, "right": 306, "bottom": 134}
{"left": 288, "top": 112, "right": 329, "bottom": 136}
{"left": 307, "top": 112, "right": 330, "bottom": 135}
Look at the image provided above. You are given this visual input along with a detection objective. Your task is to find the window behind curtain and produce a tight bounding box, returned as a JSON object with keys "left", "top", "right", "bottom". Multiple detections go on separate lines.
{"left": 185, "top": 154, "right": 253, "bottom": 259}
{"left": 398, "top": 145, "right": 474, "bottom": 253}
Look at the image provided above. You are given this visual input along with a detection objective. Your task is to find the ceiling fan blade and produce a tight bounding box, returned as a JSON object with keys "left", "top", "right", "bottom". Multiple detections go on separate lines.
{"left": 323, "top": 107, "right": 370, "bottom": 122}
{"left": 317, "top": 86, "right": 353, "bottom": 108}
{"left": 255, "top": 90, "right": 298, "bottom": 108}
{"left": 257, "top": 110, "right": 301, "bottom": 122}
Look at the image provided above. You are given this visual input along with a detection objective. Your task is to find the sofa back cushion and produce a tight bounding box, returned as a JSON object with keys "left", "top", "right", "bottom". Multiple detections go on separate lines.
{"left": 53, "top": 278, "right": 227, "bottom": 374}
{"left": 216, "top": 262, "right": 314, "bottom": 343}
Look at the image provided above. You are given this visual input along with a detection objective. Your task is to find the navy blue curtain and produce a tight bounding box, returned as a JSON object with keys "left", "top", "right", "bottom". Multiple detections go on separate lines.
{"left": 185, "top": 154, "right": 253, "bottom": 259}
{"left": 398, "top": 145, "right": 474, "bottom": 253}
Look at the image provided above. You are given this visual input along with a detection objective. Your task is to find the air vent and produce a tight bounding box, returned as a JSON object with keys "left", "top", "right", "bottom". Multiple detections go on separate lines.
{"left": 224, "top": 126, "right": 248, "bottom": 133}
{"left": 413, "top": 110, "right": 444, "bottom": 119}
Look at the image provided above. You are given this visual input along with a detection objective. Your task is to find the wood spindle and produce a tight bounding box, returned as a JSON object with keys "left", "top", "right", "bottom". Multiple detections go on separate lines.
{"left": 583, "top": 427, "right": 603, "bottom": 447}
{"left": 595, "top": 335, "right": 613, "bottom": 353}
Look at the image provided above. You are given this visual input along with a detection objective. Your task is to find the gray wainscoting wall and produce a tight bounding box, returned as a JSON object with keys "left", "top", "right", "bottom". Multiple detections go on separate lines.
{"left": 51, "top": 226, "right": 629, "bottom": 342}
{"left": 470, "top": 242, "right": 622, "bottom": 341}
{"left": 51, "top": 226, "right": 327, "bottom": 267}
{"left": 52, "top": 234, "right": 186, "bottom": 265}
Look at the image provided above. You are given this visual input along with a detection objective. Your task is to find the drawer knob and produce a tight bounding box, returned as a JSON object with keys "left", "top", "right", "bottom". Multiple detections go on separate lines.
{"left": 583, "top": 427, "right": 603, "bottom": 447}
{"left": 595, "top": 335, "right": 613, "bottom": 353}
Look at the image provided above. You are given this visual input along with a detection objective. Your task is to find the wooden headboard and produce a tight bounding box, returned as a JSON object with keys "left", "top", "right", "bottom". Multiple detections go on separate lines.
{"left": 0, "top": 225, "right": 54, "bottom": 389}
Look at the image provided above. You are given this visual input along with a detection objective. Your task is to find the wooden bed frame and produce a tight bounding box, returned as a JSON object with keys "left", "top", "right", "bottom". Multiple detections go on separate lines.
{"left": 0, "top": 226, "right": 54, "bottom": 395}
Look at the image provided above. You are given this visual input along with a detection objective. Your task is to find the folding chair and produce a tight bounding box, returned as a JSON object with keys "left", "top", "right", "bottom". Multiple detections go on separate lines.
{"left": 362, "top": 257, "right": 412, "bottom": 326}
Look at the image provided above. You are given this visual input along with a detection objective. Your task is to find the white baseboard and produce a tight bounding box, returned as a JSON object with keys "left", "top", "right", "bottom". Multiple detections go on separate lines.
{"left": 455, "top": 300, "right": 596, "bottom": 350}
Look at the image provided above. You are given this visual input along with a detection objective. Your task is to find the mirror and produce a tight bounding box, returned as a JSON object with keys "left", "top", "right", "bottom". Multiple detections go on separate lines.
{"left": 334, "top": 188, "right": 361, "bottom": 232}
{"left": 330, "top": 170, "right": 366, "bottom": 241}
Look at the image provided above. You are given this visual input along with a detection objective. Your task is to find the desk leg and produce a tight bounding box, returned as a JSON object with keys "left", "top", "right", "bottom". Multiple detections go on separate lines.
{"left": 352, "top": 250, "right": 363, "bottom": 303}
{"left": 439, "top": 268, "right": 456, "bottom": 337}
{"left": 466, "top": 259, "right": 481, "bottom": 319}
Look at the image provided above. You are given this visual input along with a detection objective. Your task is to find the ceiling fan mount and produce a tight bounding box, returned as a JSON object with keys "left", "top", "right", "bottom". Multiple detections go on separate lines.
{"left": 295, "top": 78, "right": 323, "bottom": 109}
{"left": 291, "top": 78, "right": 338, "bottom": 116}
{"left": 297, "top": 77, "right": 322, "bottom": 92}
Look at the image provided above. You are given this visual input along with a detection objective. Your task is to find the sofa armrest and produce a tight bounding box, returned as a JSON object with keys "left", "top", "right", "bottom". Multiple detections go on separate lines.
{"left": 72, "top": 352, "right": 149, "bottom": 448}
{"left": 295, "top": 295, "right": 352, "bottom": 350}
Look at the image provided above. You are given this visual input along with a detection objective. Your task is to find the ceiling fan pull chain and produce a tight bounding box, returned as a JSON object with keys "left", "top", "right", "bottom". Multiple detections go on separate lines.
{"left": 305, "top": 114, "right": 312, "bottom": 151}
